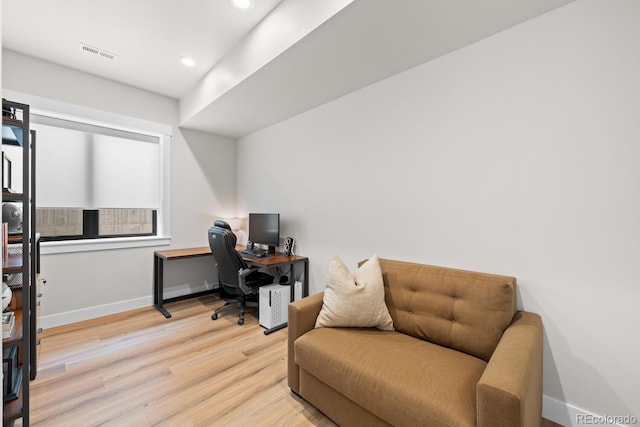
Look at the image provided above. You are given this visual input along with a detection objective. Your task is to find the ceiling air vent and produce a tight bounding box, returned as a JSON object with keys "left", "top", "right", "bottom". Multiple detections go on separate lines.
{"left": 80, "top": 43, "right": 118, "bottom": 61}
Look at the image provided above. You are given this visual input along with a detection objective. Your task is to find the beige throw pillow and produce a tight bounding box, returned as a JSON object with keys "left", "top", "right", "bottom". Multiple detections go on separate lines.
{"left": 315, "top": 255, "right": 394, "bottom": 330}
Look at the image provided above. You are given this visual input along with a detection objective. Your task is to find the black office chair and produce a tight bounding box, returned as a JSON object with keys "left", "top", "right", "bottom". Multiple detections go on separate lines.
{"left": 208, "top": 220, "right": 274, "bottom": 325}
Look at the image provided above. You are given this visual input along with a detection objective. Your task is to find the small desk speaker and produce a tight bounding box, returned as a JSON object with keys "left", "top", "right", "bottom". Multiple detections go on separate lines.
{"left": 283, "top": 237, "right": 294, "bottom": 256}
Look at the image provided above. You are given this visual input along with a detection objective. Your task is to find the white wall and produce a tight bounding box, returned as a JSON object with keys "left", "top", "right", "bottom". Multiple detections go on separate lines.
{"left": 237, "top": 0, "right": 640, "bottom": 424}
{"left": 2, "top": 50, "right": 236, "bottom": 325}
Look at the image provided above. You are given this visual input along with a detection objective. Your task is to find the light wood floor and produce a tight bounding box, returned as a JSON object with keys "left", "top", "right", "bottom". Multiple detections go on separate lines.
{"left": 27, "top": 295, "right": 563, "bottom": 427}
{"left": 28, "top": 295, "right": 335, "bottom": 426}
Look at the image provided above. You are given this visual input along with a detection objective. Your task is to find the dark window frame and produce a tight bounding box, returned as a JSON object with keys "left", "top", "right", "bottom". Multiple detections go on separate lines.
{"left": 38, "top": 209, "right": 157, "bottom": 242}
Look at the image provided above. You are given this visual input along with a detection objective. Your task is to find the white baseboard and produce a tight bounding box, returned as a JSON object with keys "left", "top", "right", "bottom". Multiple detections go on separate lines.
{"left": 40, "top": 282, "right": 217, "bottom": 329}
{"left": 544, "top": 395, "right": 637, "bottom": 427}
{"left": 41, "top": 296, "right": 153, "bottom": 329}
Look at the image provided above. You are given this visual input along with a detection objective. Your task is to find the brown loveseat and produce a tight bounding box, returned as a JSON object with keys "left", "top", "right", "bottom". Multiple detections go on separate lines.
{"left": 288, "top": 258, "right": 542, "bottom": 427}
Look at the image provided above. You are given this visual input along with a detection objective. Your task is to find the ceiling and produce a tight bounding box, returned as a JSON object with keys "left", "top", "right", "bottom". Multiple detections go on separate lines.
{"left": 2, "top": 0, "right": 284, "bottom": 99}
{"left": 2, "top": 0, "right": 576, "bottom": 138}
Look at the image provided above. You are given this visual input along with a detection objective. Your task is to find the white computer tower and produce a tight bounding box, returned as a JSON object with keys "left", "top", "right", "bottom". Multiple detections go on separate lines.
{"left": 293, "top": 281, "right": 303, "bottom": 301}
{"left": 259, "top": 284, "right": 290, "bottom": 329}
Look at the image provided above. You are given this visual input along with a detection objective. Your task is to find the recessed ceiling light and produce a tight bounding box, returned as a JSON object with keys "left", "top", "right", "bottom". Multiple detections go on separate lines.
{"left": 230, "top": 0, "right": 252, "bottom": 10}
{"left": 181, "top": 57, "right": 196, "bottom": 67}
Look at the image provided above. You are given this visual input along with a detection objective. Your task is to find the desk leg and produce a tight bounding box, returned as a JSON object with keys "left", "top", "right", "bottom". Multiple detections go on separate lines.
{"left": 290, "top": 263, "right": 296, "bottom": 302}
{"left": 263, "top": 322, "right": 287, "bottom": 335}
{"left": 303, "top": 258, "right": 309, "bottom": 297}
{"left": 154, "top": 255, "right": 171, "bottom": 318}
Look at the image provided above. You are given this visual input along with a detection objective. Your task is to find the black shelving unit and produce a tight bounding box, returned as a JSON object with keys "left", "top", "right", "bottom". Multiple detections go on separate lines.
{"left": 3, "top": 99, "right": 36, "bottom": 426}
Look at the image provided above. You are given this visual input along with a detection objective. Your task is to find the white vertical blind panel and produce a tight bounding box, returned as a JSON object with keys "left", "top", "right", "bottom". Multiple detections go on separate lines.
{"left": 92, "top": 135, "right": 159, "bottom": 209}
{"left": 33, "top": 123, "right": 91, "bottom": 208}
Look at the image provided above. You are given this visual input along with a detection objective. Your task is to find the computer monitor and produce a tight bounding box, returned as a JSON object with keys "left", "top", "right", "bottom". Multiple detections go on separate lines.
{"left": 248, "top": 213, "right": 280, "bottom": 253}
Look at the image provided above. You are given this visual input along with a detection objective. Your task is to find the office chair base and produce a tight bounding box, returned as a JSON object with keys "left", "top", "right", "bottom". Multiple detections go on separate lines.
{"left": 210, "top": 312, "right": 243, "bottom": 324}
{"left": 211, "top": 298, "right": 256, "bottom": 325}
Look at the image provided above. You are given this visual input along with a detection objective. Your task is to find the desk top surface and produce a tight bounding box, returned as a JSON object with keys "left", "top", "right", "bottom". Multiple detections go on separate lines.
{"left": 155, "top": 246, "right": 307, "bottom": 266}
{"left": 155, "top": 246, "right": 211, "bottom": 259}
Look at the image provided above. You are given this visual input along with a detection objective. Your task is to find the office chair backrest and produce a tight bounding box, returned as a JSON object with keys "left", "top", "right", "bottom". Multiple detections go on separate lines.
{"left": 208, "top": 221, "right": 248, "bottom": 293}
{"left": 214, "top": 220, "right": 231, "bottom": 230}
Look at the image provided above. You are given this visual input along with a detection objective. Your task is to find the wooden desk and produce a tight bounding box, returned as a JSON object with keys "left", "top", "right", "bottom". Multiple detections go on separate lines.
{"left": 153, "top": 247, "right": 212, "bottom": 318}
{"left": 153, "top": 246, "right": 309, "bottom": 319}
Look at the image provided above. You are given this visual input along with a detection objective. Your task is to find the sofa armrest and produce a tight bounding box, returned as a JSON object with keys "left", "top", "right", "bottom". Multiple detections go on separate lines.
{"left": 288, "top": 292, "right": 324, "bottom": 393}
{"left": 477, "top": 311, "right": 543, "bottom": 427}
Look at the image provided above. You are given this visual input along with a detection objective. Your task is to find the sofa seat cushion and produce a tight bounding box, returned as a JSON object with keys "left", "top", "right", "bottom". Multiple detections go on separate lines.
{"left": 295, "top": 327, "right": 487, "bottom": 427}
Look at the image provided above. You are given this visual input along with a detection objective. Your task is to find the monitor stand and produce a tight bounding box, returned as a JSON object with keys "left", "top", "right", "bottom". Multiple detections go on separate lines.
{"left": 267, "top": 245, "right": 276, "bottom": 254}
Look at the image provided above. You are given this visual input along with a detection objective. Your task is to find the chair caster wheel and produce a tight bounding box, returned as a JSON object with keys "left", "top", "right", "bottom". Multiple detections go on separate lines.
{"left": 238, "top": 318, "right": 244, "bottom": 325}
{"left": 212, "top": 313, "right": 218, "bottom": 320}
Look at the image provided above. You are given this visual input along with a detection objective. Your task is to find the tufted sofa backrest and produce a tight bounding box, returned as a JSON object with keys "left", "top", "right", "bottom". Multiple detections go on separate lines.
{"left": 376, "top": 258, "right": 517, "bottom": 361}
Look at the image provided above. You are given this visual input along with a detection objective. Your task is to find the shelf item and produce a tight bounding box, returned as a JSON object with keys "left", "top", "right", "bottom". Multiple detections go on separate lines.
{"left": 3, "top": 346, "right": 22, "bottom": 401}
{"left": 2, "top": 123, "right": 23, "bottom": 146}
{"left": 1, "top": 309, "right": 23, "bottom": 344}
{"left": 2, "top": 311, "right": 16, "bottom": 337}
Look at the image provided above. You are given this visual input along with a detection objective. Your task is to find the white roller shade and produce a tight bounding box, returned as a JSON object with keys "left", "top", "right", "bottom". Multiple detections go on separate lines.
{"left": 33, "top": 115, "right": 160, "bottom": 209}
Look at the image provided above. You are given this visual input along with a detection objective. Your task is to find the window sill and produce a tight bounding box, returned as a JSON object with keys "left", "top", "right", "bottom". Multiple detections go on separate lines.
{"left": 40, "top": 236, "right": 171, "bottom": 254}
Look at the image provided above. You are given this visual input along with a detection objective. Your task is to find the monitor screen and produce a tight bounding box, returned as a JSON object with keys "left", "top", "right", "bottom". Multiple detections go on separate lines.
{"left": 248, "top": 213, "right": 280, "bottom": 251}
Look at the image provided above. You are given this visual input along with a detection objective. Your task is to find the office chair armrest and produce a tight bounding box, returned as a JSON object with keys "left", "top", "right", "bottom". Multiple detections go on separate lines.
{"left": 238, "top": 268, "right": 254, "bottom": 294}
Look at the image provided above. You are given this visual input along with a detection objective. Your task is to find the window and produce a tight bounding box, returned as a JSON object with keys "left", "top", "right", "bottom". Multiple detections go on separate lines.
{"left": 36, "top": 208, "right": 157, "bottom": 240}
{"left": 29, "top": 107, "right": 171, "bottom": 252}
